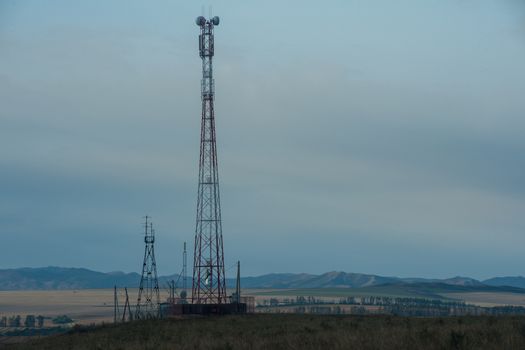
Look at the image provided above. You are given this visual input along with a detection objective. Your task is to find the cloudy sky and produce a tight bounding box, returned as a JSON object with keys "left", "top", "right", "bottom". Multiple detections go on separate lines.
{"left": 1, "top": 0, "right": 524, "bottom": 279}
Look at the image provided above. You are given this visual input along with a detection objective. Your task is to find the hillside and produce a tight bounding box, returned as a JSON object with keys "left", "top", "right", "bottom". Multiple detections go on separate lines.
{"left": 0, "top": 267, "right": 140, "bottom": 290}
{"left": 1, "top": 267, "right": 524, "bottom": 291}
{"left": 239, "top": 271, "right": 398, "bottom": 288}
{"left": 237, "top": 272, "right": 485, "bottom": 289}
{"left": 483, "top": 276, "right": 525, "bottom": 289}
{"left": 256, "top": 282, "right": 525, "bottom": 300}
{"left": 6, "top": 315, "right": 525, "bottom": 350}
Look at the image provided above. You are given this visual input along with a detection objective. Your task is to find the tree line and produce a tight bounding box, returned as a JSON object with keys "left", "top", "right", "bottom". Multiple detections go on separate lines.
{"left": 257, "top": 295, "right": 525, "bottom": 316}
{"left": 0, "top": 314, "right": 73, "bottom": 328}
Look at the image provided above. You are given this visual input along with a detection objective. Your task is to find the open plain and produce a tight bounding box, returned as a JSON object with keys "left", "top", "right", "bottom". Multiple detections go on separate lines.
{"left": 2, "top": 287, "right": 525, "bottom": 326}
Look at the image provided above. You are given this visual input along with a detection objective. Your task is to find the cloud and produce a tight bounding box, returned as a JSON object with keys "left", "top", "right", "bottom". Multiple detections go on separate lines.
{"left": 0, "top": 0, "right": 524, "bottom": 279}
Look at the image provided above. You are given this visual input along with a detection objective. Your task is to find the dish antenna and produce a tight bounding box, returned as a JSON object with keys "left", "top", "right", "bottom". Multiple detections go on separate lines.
{"left": 195, "top": 16, "right": 219, "bottom": 26}
{"left": 195, "top": 16, "right": 206, "bottom": 26}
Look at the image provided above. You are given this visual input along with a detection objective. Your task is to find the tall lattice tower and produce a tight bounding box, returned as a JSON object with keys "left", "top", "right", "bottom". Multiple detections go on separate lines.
{"left": 192, "top": 15, "right": 227, "bottom": 305}
{"left": 136, "top": 216, "right": 160, "bottom": 318}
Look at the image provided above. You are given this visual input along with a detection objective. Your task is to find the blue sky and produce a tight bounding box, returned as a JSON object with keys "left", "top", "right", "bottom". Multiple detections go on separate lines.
{"left": 1, "top": 0, "right": 524, "bottom": 279}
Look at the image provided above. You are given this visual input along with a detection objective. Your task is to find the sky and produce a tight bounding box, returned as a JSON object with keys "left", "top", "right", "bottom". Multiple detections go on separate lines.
{"left": 1, "top": 0, "right": 524, "bottom": 279}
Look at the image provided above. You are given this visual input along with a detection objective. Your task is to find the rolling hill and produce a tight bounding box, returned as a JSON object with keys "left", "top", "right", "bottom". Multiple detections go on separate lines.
{"left": 483, "top": 276, "right": 525, "bottom": 289}
{"left": 0, "top": 267, "right": 141, "bottom": 290}
{"left": 239, "top": 271, "right": 398, "bottom": 288}
{"left": 1, "top": 267, "right": 524, "bottom": 292}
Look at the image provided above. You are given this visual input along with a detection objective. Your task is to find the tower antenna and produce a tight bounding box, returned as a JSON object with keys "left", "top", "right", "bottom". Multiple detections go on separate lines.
{"left": 122, "top": 287, "right": 132, "bottom": 322}
{"left": 192, "top": 15, "right": 226, "bottom": 305}
{"left": 114, "top": 285, "right": 119, "bottom": 324}
{"left": 136, "top": 216, "right": 160, "bottom": 318}
{"left": 235, "top": 261, "right": 241, "bottom": 303}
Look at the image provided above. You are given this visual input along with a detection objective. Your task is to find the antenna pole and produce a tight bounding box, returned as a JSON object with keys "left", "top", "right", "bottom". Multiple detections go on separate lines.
{"left": 235, "top": 261, "right": 241, "bottom": 303}
{"left": 114, "top": 285, "right": 118, "bottom": 324}
{"left": 183, "top": 242, "right": 187, "bottom": 293}
{"left": 136, "top": 216, "right": 160, "bottom": 319}
{"left": 192, "top": 15, "right": 226, "bottom": 305}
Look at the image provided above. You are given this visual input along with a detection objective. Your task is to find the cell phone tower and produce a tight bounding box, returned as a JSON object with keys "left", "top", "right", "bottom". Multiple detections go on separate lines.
{"left": 192, "top": 15, "right": 227, "bottom": 305}
{"left": 136, "top": 216, "right": 160, "bottom": 318}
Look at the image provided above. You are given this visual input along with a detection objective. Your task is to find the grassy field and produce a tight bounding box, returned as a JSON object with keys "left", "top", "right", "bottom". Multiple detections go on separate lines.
{"left": 254, "top": 285, "right": 525, "bottom": 303}
{"left": 444, "top": 292, "right": 525, "bottom": 307}
{"left": 4, "top": 314, "right": 525, "bottom": 350}
{"left": 0, "top": 289, "right": 118, "bottom": 325}
{"left": 253, "top": 286, "right": 449, "bottom": 299}
{"left": 2, "top": 288, "right": 525, "bottom": 326}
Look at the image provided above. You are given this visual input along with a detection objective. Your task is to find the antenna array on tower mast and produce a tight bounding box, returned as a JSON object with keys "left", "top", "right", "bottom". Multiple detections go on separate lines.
{"left": 136, "top": 216, "right": 160, "bottom": 318}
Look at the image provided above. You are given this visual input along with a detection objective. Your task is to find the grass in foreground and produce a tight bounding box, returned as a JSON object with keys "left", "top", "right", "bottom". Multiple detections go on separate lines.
{"left": 6, "top": 314, "right": 525, "bottom": 350}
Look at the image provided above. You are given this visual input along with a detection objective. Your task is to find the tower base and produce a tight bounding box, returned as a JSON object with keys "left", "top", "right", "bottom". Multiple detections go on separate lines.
{"left": 162, "top": 302, "right": 248, "bottom": 316}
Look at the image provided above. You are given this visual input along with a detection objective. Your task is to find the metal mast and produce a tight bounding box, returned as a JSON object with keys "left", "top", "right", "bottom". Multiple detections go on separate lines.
{"left": 136, "top": 216, "right": 160, "bottom": 318}
{"left": 192, "top": 15, "right": 226, "bottom": 305}
{"left": 183, "top": 241, "right": 188, "bottom": 293}
{"left": 234, "top": 261, "right": 241, "bottom": 303}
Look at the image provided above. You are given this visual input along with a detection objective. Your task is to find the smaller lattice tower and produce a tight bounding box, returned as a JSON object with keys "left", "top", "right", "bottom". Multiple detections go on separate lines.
{"left": 136, "top": 216, "right": 160, "bottom": 319}
{"left": 182, "top": 242, "right": 188, "bottom": 294}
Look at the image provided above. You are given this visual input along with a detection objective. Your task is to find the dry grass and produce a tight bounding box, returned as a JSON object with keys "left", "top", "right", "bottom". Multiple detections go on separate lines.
{"left": 2, "top": 288, "right": 525, "bottom": 326}
{"left": 0, "top": 289, "right": 118, "bottom": 325}
{"left": 444, "top": 292, "right": 525, "bottom": 307}
{"left": 6, "top": 314, "right": 525, "bottom": 350}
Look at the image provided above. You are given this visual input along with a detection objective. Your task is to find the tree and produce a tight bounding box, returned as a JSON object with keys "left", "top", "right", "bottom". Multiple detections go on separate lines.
{"left": 8, "top": 315, "right": 21, "bottom": 327}
{"left": 25, "top": 315, "right": 36, "bottom": 328}
{"left": 36, "top": 315, "right": 45, "bottom": 328}
{"left": 52, "top": 315, "right": 73, "bottom": 324}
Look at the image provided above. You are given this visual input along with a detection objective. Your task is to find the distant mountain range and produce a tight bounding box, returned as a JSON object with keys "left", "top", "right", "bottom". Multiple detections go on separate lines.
{"left": 238, "top": 272, "right": 486, "bottom": 289}
{"left": 1, "top": 267, "right": 525, "bottom": 291}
